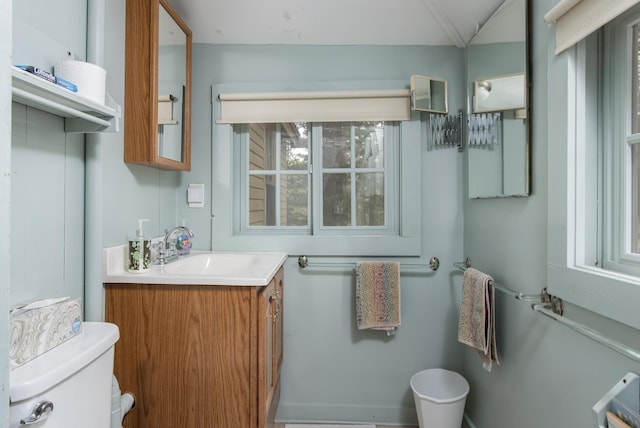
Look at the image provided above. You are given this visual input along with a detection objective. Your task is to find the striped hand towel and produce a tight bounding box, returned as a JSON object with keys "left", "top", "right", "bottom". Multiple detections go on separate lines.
{"left": 355, "top": 261, "right": 401, "bottom": 333}
{"left": 457, "top": 267, "right": 499, "bottom": 371}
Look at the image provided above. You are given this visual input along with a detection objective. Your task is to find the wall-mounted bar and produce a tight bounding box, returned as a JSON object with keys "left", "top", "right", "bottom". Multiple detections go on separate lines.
{"left": 455, "top": 257, "right": 640, "bottom": 365}
{"left": 298, "top": 255, "right": 440, "bottom": 271}
{"left": 453, "top": 257, "right": 541, "bottom": 302}
{"left": 532, "top": 303, "right": 640, "bottom": 364}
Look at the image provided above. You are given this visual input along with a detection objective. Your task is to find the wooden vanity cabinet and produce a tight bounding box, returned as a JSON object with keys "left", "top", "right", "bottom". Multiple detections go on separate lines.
{"left": 104, "top": 267, "right": 284, "bottom": 428}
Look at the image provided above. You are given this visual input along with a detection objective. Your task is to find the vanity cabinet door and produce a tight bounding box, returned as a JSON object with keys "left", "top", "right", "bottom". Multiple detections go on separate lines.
{"left": 258, "top": 267, "right": 284, "bottom": 428}
{"left": 259, "top": 280, "right": 275, "bottom": 428}
{"left": 105, "top": 284, "right": 258, "bottom": 428}
{"left": 274, "top": 268, "right": 284, "bottom": 380}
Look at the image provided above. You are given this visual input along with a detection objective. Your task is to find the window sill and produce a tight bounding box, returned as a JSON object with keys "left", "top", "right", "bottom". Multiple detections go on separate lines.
{"left": 548, "top": 262, "right": 640, "bottom": 330}
{"left": 213, "top": 234, "right": 421, "bottom": 257}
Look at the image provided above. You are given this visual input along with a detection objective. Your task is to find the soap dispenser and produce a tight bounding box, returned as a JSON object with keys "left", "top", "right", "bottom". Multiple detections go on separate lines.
{"left": 128, "top": 219, "right": 151, "bottom": 273}
{"left": 175, "top": 219, "right": 192, "bottom": 257}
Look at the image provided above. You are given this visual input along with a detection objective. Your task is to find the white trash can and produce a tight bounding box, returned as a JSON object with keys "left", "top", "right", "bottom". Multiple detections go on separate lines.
{"left": 410, "top": 368, "right": 469, "bottom": 428}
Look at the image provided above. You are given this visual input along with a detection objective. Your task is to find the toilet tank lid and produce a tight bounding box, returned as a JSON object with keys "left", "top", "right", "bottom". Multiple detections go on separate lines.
{"left": 9, "top": 322, "right": 120, "bottom": 403}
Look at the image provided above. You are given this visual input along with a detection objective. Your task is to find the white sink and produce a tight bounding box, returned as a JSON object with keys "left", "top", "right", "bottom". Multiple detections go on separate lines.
{"left": 164, "top": 252, "right": 283, "bottom": 276}
{"left": 102, "top": 247, "right": 287, "bottom": 286}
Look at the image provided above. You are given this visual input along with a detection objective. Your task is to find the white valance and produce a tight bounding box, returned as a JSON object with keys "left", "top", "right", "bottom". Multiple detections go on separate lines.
{"left": 545, "top": 0, "right": 640, "bottom": 54}
{"left": 217, "top": 89, "right": 411, "bottom": 124}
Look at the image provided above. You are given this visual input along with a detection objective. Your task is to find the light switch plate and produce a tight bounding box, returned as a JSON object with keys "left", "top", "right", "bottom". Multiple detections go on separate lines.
{"left": 187, "top": 183, "right": 204, "bottom": 208}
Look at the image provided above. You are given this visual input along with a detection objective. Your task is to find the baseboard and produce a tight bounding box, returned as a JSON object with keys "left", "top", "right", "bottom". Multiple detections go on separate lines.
{"left": 276, "top": 402, "right": 418, "bottom": 426}
{"left": 277, "top": 403, "right": 475, "bottom": 427}
{"left": 463, "top": 412, "right": 477, "bottom": 428}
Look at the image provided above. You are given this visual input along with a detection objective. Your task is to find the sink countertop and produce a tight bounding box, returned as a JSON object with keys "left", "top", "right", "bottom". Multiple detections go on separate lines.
{"left": 102, "top": 245, "right": 287, "bottom": 286}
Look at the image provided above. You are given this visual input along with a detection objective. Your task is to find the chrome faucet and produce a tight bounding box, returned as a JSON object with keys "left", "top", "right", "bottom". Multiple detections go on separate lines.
{"left": 154, "top": 226, "right": 194, "bottom": 265}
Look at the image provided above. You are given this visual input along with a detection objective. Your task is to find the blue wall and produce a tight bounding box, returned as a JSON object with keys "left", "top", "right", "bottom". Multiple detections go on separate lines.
{"left": 461, "top": 1, "right": 640, "bottom": 426}
{"left": 1, "top": 0, "right": 13, "bottom": 424}
{"left": 6, "top": 0, "right": 640, "bottom": 427}
{"left": 185, "top": 43, "right": 466, "bottom": 424}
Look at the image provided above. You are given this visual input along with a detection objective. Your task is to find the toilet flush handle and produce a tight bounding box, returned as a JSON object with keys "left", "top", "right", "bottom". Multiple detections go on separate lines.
{"left": 20, "top": 400, "right": 54, "bottom": 425}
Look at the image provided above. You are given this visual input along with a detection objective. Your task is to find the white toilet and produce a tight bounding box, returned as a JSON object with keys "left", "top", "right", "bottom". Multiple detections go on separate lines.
{"left": 9, "top": 322, "right": 120, "bottom": 428}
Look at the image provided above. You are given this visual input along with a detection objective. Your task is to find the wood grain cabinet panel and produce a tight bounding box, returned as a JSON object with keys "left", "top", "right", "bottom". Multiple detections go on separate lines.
{"left": 105, "top": 267, "right": 283, "bottom": 428}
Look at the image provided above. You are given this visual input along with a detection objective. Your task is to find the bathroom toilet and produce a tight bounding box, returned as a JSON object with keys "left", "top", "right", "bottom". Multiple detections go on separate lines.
{"left": 9, "top": 322, "right": 120, "bottom": 428}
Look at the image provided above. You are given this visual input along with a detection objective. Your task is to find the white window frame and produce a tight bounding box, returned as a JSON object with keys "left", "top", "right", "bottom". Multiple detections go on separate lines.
{"left": 547, "top": 9, "right": 640, "bottom": 330}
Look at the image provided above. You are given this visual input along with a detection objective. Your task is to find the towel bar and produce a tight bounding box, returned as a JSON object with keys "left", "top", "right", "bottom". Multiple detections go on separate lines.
{"left": 454, "top": 257, "right": 541, "bottom": 302}
{"left": 455, "top": 257, "right": 640, "bottom": 365}
{"left": 298, "top": 255, "right": 441, "bottom": 271}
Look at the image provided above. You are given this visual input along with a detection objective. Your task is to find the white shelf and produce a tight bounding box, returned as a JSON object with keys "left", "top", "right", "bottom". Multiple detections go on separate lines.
{"left": 11, "top": 66, "right": 120, "bottom": 133}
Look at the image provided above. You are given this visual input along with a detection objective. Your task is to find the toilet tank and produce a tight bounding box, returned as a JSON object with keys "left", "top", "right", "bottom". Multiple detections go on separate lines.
{"left": 9, "top": 322, "right": 120, "bottom": 428}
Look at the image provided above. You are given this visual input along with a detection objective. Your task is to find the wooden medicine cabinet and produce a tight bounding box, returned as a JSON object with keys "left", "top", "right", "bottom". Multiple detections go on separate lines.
{"left": 124, "top": 0, "right": 192, "bottom": 170}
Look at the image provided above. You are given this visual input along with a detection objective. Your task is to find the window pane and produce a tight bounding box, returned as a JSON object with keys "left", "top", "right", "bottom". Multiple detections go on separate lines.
{"left": 633, "top": 144, "right": 640, "bottom": 252}
{"left": 249, "top": 174, "right": 276, "bottom": 226}
{"left": 355, "top": 122, "right": 384, "bottom": 168}
{"left": 282, "top": 123, "right": 309, "bottom": 171}
{"left": 249, "top": 124, "right": 276, "bottom": 171}
{"left": 634, "top": 23, "right": 640, "bottom": 134}
{"left": 632, "top": 24, "right": 640, "bottom": 253}
{"left": 281, "top": 174, "right": 308, "bottom": 226}
{"left": 322, "top": 123, "right": 351, "bottom": 168}
{"left": 323, "top": 173, "right": 351, "bottom": 226}
{"left": 356, "top": 173, "right": 385, "bottom": 226}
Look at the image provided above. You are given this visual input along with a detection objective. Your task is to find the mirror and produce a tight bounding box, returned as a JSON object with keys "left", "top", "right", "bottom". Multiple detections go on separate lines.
{"left": 474, "top": 73, "right": 526, "bottom": 113}
{"left": 466, "top": 0, "right": 529, "bottom": 198}
{"left": 411, "top": 75, "right": 448, "bottom": 113}
{"left": 157, "top": 4, "right": 187, "bottom": 162}
{"left": 124, "top": 0, "right": 192, "bottom": 171}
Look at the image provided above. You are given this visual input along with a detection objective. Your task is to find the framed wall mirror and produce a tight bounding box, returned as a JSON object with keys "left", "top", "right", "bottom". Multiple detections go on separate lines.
{"left": 410, "top": 75, "right": 448, "bottom": 114}
{"left": 466, "top": 0, "right": 529, "bottom": 198}
{"left": 124, "top": 0, "right": 192, "bottom": 171}
{"left": 157, "top": 4, "right": 187, "bottom": 162}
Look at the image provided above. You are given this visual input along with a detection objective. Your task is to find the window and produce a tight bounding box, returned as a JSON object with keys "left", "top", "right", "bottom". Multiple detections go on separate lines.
{"left": 603, "top": 12, "right": 640, "bottom": 277}
{"left": 547, "top": 6, "right": 640, "bottom": 330}
{"left": 212, "top": 83, "right": 421, "bottom": 257}
{"left": 237, "top": 121, "right": 397, "bottom": 234}
{"left": 246, "top": 123, "right": 310, "bottom": 228}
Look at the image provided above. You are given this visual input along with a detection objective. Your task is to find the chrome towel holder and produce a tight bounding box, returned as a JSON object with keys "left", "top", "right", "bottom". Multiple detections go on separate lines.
{"left": 297, "top": 255, "right": 441, "bottom": 271}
